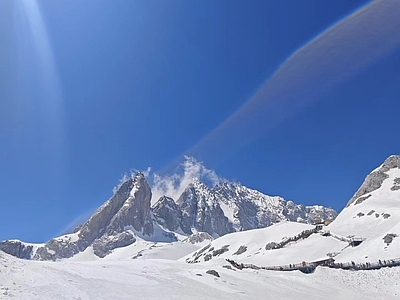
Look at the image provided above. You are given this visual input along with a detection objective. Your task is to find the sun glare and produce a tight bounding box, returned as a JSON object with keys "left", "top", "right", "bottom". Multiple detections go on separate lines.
{"left": 14, "top": 0, "right": 67, "bottom": 171}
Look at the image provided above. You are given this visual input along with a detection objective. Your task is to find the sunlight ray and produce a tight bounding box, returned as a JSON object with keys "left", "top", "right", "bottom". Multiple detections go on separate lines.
{"left": 14, "top": 0, "right": 67, "bottom": 172}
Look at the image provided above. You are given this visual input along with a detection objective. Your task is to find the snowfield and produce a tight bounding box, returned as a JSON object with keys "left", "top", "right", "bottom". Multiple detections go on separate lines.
{"left": 1, "top": 250, "right": 400, "bottom": 300}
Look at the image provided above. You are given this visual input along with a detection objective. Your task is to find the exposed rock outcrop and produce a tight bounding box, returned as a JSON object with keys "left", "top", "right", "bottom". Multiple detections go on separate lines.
{"left": 214, "top": 182, "right": 336, "bottom": 231}
{"left": 347, "top": 155, "right": 400, "bottom": 207}
{"left": 232, "top": 245, "right": 247, "bottom": 255}
{"left": 383, "top": 233, "right": 398, "bottom": 246}
{"left": 182, "top": 232, "right": 213, "bottom": 244}
{"left": 154, "top": 178, "right": 336, "bottom": 238}
{"left": 0, "top": 240, "right": 33, "bottom": 259}
{"left": 92, "top": 232, "right": 136, "bottom": 258}
{"left": 34, "top": 173, "right": 153, "bottom": 260}
{"left": 34, "top": 238, "right": 80, "bottom": 261}
{"left": 206, "top": 269, "right": 220, "bottom": 277}
{"left": 78, "top": 177, "right": 139, "bottom": 250}
{"left": 177, "top": 180, "right": 233, "bottom": 237}
{"left": 104, "top": 173, "right": 153, "bottom": 236}
{"left": 152, "top": 196, "right": 183, "bottom": 232}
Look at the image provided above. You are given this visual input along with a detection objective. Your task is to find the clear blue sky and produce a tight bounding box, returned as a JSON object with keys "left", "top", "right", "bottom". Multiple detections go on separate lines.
{"left": 1, "top": 0, "right": 399, "bottom": 243}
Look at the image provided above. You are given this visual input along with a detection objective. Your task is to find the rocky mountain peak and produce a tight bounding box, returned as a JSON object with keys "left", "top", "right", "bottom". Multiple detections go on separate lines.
{"left": 346, "top": 155, "right": 400, "bottom": 207}
{"left": 381, "top": 155, "right": 400, "bottom": 170}
{"left": 329, "top": 155, "right": 400, "bottom": 242}
{"left": 105, "top": 172, "right": 153, "bottom": 236}
{"left": 152, "top": 196, "right": 183, "bottom": 232}
{"left": 28, "top": 173, "right": 154, "bottom": 260}
{"left": 1, "top": 170, "right": 338, "bottom": 260}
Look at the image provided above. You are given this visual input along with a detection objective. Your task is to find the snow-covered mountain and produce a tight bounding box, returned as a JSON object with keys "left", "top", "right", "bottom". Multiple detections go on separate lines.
{"left": 185, "top": 155, "right": 400, "bottom": 267}
{"left": 0, "top": 170, "right": 336, "bottom": 260}
{"left": 1, "top": 155, "right": 400, "bottom": 299}
{"left": 214, "top": 181, "right": 336, "bottom": 230}
{"left": 153, "top": 178, "right": 336, "bottom": 237}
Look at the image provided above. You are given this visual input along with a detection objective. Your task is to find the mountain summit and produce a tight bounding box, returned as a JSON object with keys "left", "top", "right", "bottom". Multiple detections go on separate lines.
{"left": 1, "top": 171, "right": 336, "bottom": 260}
{"left": 152, "top": 179, "right": 336, "bottom": 237}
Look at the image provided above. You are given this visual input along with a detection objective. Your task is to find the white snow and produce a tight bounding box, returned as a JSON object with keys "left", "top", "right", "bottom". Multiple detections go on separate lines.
{"left": 1, "top": 249, "right": 399, "bottom": 299}
{"left": 54, "top": 232, "right": 80, "bottom": 244}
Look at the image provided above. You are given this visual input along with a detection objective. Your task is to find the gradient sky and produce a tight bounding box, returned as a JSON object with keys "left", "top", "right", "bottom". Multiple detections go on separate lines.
{"left": 1, "top": 0, "right": 400, "bottom": 243}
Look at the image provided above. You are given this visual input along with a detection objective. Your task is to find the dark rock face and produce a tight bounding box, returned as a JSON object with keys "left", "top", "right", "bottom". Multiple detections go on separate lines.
{"left": 213, "top": 182, "right": 337, "bottom": 231}
{"left": 152, "top": 196, "right": 182, "bottom": 232}
{"left": 105, "top": 174, "right": 153, "bottom": 236}
{"left": 0, "top": 240, "right": 33, "bottom": 259}
{"left": 92, "top": 232, "right": 136, "bottom": 258}
{"left": 34, "top": 173, "right": 153, "bottom": 260}
{"left": 72, "top": 224, "right": 83, "bottom": 233}
{"left": 34, "top": 238, "right": 80, "bottom": 261}
{"left": 391, "top": 177, "right": 400, "bottom": 191}
{"left": 233, "top": 245, "right": 247, "bottom": 255}
{"left": 231, "top": 198, "right": 261, "bottom": 230}
{"left": 347, "top": 155, "right": 400, "bottom": 207}
{"left": 206, "top": 269, "right": 220, "bottom": 277}
{"left": 186, "top": 244, "right": 230, "bottom": 263}
{"left": 177, "top": 186, "right": 201, "bottom": 234}
{"left": 182, "top": 232, "right": 213, "bottom": 244}
{"left": 383, "top": 233, "right": 398, "bottom": 246}
{"left": 153, "top": 179, "right": 336, "bottom": 238}
{"left": 355, "top": 195, "right": 372, "bottom": 205}
{"left": 78, "top": 178, "right": 138, "bottom": 250}
{"left": 212, "top": 245, "right": 230, "bottom": 256}
{"left": 177, "top": 181, "right": 233, "bottom": 237}
{"left": 265, "top": 242, "right": 278, "bottom": 250}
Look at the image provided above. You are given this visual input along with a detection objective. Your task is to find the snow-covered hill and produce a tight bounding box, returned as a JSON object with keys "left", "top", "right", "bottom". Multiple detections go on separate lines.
{"left": 328, "top": 155, "right": 400, "bottom": 262}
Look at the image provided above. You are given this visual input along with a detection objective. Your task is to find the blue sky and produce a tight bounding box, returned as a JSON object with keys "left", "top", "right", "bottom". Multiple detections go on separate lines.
{"left": 1, "top": 0, "right": 400, "bottom": 242}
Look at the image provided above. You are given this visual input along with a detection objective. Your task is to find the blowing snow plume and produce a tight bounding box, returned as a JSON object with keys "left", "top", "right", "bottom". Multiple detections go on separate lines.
{"left": 186, "top": 0, "right": 400, "bottom": 164}
{"left": 150, "top": 156, "right": 223, "bottom": 205}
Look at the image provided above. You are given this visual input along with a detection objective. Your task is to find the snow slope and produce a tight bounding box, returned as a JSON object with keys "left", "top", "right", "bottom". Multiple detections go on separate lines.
{"left": 183, "top": 221, "right": 348, "bottom": 266}
{"left": 328, "top": 157, "right": 400, "bottom": 263}
{"left": 1, "top": 250, "right": 400, "bottom": 300}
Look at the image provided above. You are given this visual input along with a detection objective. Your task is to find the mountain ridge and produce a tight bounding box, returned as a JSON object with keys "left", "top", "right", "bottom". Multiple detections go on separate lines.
{"left": 0, "top": 170, "right": 336, "bottom": 260}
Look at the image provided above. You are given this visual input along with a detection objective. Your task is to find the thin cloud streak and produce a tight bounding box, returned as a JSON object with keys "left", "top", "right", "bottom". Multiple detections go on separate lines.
{"left": 187, "top": 0, "right": 400, "bottom": 165}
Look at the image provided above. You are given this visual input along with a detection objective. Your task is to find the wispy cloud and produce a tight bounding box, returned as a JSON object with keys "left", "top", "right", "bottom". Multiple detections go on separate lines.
{"left": 150, "top": 156, "right": 223, "bottom": 204}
